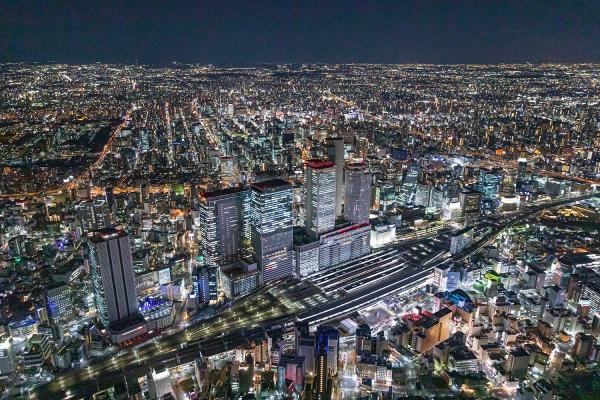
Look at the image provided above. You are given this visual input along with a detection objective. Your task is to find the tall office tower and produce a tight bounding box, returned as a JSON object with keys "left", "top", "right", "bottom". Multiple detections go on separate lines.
{"left": 343, "top": 163, "right": 371, "bottom": 224}
{"left": 45, "top": 283, "right": 74, "bottom": 322}
{"left": 572, "top": 333, "right": 595, "bottom": 361}
{"left": 196, "top": 265, "right": 218, "bottom": 304}
{"left": 430, "top": 187, "right": 445, "bottom": 210}
{"left": 459, "top": 188, "right": 482, "bottom": 225}
{"left": 517, "top": 158, "right": 528, "bottom": 185}
{"left": 478, "top": 167, "right": 503, "bottom": 215}
{"left": 138, "top": 128, "right": 151, "bottom": 153}
{"left": 445, "top": 181, "right": 460, "bottom": 202}
{"left": 314, "top": 325, "right": 339, "bottom": 400}
{"left": 87, "top": 228, "right": 139, "bottom": 328}
{"left": 297, "top": 334, "right": 316, "bottom": 375}
{"left": 305, "top": 160, "right": 337, "bottom": 237}
{"left": 326, "top": 137, "right": 344, "bottom": 217}
{"left": 75, "top": 199, "right": 112, "bottom": 232}
{"left": 478, "top": 167, "right": 503, "bottom": 200}
{"left": 199, "top": 188, "right": 250, "bottom": 269}
{"left": 414, "top": 182, "right": 432, "bottom": 208}
{"left": 250, "top": 179, "right": 295, "bottom": 283}
{"left": 399, "top": 164, "right": 419, "bottom": 205}
{"left": 219, "top": 156, "right": 237, "bottom": 188}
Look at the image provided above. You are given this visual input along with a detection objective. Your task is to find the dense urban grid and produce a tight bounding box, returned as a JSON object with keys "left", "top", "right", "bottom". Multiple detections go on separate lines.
{"left": 0, "top": 63, "right": 599, "bottom": 400}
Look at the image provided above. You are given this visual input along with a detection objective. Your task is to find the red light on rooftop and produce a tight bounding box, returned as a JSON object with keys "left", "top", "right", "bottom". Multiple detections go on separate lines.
{"left": 306, "top": 159, "right": 335, "bottom": 169}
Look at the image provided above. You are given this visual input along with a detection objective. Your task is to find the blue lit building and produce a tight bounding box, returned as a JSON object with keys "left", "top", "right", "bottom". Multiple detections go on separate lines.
{"left": 250, "top": 179, "right": 295, "bottom": 283}
{"left": 195, "top": 265, "right": 218, "bottom": 304}
{"left": 478, "top": 168, "right": 503, "bottom": 214}
{"left": 45, "top": 282, "right": 74, "bottom": 322}
{"left": 314, "top": 325, "right": 339, "bottom": 399}
{"left": 399, "top": 164, "right": 419, "bottom": 206}
{"left": 477, "top": 168, "right": 502, "bottom": 200}
{"left": 139, "top": 297, "right": 174, "bottom": 330}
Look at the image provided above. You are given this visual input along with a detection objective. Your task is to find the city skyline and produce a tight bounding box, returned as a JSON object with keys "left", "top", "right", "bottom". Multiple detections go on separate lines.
{"left": 0, "top": 60, "right": 598, "bottom": 399}
{"left": 2, "top": 2, "right": 600, "bottom": 399}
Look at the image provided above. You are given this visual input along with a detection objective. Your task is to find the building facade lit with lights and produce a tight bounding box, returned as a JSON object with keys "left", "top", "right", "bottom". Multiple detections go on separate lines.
{"left": 199, "top": 187, "right": 251, "bottom": 269}
{"left": 87, "top": 228, "right": 147, "bottom": 343}
{"left": 305, "top": 160, "right": 337, "bottom": 238}
{"left": 250, "top": 179, "right": 295, "bottom": 283}
{"left": 343, "top": 163, "right": 371, "bottom": 224}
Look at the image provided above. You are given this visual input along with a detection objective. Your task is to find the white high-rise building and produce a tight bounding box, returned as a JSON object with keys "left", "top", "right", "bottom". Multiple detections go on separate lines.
{"left": 149, "top": 367, "right": 173, "bottom": 400}
{"left": 250, "top": 179, "right": 295, "bottom": 283}
{"left": 0, "top": 339, "right": 14, "bottom": 376}
{"left": 305, "top": 160, "right": 336, "bottom": 237}
{"left": 414, "top": 182, "right": 432, "bottom": 208}
{"left": 326, "top": 138, "right": 344, "bottom": 217}
{"left": 344, "top": 163, "right": 371, "bottom": 224}
{"left": 399, "top": 165, "right": 419, "bottom": 205}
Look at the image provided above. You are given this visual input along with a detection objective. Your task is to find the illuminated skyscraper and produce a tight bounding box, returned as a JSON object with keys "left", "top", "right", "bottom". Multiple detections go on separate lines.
{"left": 87, "top": 228, "right": 140, "bottom": 328}
{"left": 478, "top": 167, "right": 503, "bottom": 214}
{"left": 149, "top": 367, "right": 174, "bottom": 399}
{"left": 195, "top": 265, "right": 218, "bottom": 304}
{"left": 478, "top": 167, "right": 503, "bottom": 200}
{"left": 430, "top": 186, "right": 444, "bottom": 211}
{"left": 517, "top": 158, "right": 528, "bottom": 181}
{"left": 326, "top": 138, "right": 344, "bottom": 217}
{"left": 414, "top": 182, "right": 432, "bottom": 208}
{"left": 314, "top": 325, "right": 339, "bottom": 400}
{"left": 76, "top": 199, "right": 112, "bottom": 233}
{"left": 343, "top": 163, "right": 371, "bottom": 224}
{"left": 45, "top": 283, "right": 74, "bottom": 322}
{"left": 459, "top": 188, "right": 482, "bottom": 225}
{"left": 199, "top": 187, "right": 250, "bottom": 269}
{"left": 305, "top": 160, "right": 336, "bottom": 237}
{"left": 250, "top": 179, "right": 295, "bottom": 283}
{"left": 399, "top": 164, "right": 419, "bottom": 205}
{"left": 517, "top": 158, "right": 528, "bottom": 189}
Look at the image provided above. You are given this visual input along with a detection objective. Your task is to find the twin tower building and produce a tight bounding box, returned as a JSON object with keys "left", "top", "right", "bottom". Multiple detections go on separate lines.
{"left": 199, "top": 138, "right": 372, "bottom": 287}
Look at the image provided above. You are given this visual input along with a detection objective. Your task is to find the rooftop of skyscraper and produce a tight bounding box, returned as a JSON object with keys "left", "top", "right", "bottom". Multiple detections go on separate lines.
{"left": 250, "top": 178, "right": 291, "bottom": 192}
{"left": 200, "top": 186, "right": 246, "bottom": 200}
{"left": 306, "top": 160, "right": 335, "bottom": 170}
{"left": 87, "top": 227, "right": 128, "bottom": 243}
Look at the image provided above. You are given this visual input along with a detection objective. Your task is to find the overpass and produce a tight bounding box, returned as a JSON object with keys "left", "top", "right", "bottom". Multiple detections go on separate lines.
{"left": 453, "top": 191, "right": 600, "bottom": 262}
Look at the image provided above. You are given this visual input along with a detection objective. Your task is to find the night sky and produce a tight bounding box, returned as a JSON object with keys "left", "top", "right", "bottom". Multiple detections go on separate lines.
{"left": 1, "top": 0, "right": 599, "bottom": 65}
